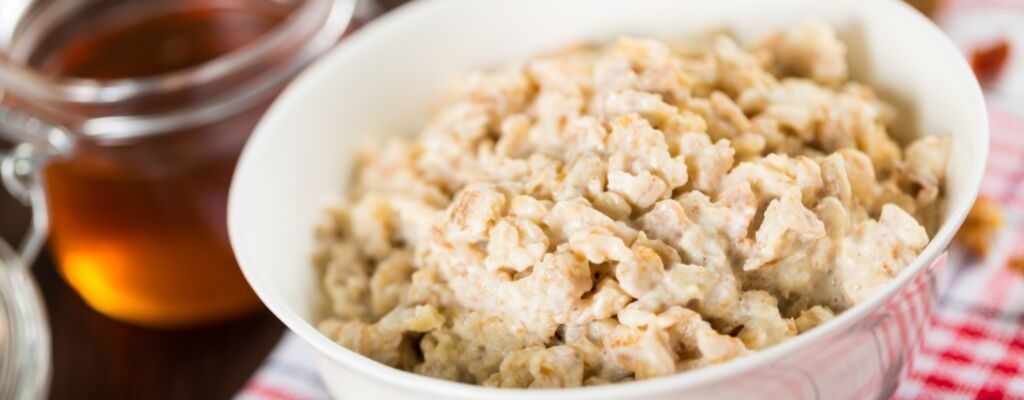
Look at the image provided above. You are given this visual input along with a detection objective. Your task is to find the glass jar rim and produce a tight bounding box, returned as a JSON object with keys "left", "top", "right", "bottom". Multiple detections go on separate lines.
{"left": 0, "top": 0, "right": 356, "bottom": 143}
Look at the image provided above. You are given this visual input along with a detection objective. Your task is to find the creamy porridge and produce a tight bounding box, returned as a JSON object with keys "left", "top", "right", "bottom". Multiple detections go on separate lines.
{"left": 312, "top": 21, "right": 950, "bottom": 388}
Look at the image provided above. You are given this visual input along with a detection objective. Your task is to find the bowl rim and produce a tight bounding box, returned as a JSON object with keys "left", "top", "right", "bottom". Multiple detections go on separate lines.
{"left": 229, "top": 0, "right": 989, "bottom": 397}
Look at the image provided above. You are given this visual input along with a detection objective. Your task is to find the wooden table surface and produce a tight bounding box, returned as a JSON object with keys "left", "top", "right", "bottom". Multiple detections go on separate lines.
{"left": 0, "top": 3, "right": 414, "bottom": 399}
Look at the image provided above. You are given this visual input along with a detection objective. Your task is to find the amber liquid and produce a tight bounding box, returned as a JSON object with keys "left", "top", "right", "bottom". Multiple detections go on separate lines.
{"left": 35, "top": 2, "right": 287, "bottom": 327}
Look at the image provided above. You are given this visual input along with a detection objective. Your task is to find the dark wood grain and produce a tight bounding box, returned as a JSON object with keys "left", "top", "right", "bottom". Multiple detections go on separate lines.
{"left": 37, "top": 255, "right": 285, "bottom": 400}
{"left": 1, "top": 184, "right": 285, "bottom": 400}
{"left": 375, "top": 0, "right": 410, "bottom": 13}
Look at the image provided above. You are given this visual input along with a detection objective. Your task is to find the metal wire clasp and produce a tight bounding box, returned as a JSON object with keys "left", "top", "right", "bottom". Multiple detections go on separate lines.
{"left": 0, "top": 106, "right": 74, "bottom": 267}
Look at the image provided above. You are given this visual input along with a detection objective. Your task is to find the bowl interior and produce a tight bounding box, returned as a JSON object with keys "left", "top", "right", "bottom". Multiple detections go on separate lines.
{"left": 228, "top": 0, "right": 986, "bottom": 393}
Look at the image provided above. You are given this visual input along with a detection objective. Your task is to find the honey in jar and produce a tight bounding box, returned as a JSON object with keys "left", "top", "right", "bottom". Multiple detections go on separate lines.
{"left": 0, "top": 0, "right": 353, "bottom": 327}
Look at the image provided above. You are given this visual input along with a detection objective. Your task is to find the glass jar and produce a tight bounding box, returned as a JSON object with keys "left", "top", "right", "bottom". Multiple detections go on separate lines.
{"left": 0, "top": 0, "right": 355, "bottom": 329}
{"left": 0, "top": 239, "right": 50, "bottom": 400}
{"left": 0, "top": 106, "right": 60, "bottom": 399}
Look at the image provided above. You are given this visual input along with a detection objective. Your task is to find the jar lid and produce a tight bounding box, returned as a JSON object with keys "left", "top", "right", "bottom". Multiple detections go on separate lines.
{"left": 0, "top": 239, "right": 49, "bottom": 400}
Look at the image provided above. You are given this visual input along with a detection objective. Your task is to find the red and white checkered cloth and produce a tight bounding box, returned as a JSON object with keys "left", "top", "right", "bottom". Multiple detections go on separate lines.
{"left": 236, "top": 1, "right": 1024, "bottom": 399}
{"left": 891, "top": 1, "right": 1024, "bottom": 398}
{"left": 891, "top": 102, "right": 1024, "bottom": 399}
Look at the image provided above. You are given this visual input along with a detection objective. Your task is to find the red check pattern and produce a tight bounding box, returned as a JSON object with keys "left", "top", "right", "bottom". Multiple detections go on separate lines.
{"left": 892, "top": 104, "right": 1024, "bottom": 399}
{"left": 237, "top": 1, "right": 1024, "bottom": 399}
{"left": 893, "top": 0, "right": 1024, "bottom": 394}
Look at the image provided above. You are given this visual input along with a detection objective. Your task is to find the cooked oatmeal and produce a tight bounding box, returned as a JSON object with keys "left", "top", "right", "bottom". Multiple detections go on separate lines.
{"left": 313, "top": 21, "right": 950, "bottom": 388}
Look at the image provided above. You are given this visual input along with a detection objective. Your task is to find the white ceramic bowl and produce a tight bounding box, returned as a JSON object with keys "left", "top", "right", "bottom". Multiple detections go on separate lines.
{"left": 228, "top": 0, "right": 988, "bottom": 398}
